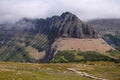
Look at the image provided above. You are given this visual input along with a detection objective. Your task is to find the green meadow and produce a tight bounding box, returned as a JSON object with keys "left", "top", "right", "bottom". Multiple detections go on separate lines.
{"left": 0, "top": 62, "right": 120, "bottom": 80}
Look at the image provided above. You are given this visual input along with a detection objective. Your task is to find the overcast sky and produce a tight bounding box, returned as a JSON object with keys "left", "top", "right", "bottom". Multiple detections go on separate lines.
{"left": 0, "top": 0, "right": 120, "bottom": 23}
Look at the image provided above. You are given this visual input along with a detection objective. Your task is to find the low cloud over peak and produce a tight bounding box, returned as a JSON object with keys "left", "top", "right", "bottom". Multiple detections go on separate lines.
{"left": 0, "top": 0, "right": 120, "bottom": 23}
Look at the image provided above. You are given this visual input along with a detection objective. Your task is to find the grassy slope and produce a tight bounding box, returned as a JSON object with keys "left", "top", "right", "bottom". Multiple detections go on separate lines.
{"left": 52, "top": 51, "right": 117, "bottom": 63}
{"left": 0, "top": 62, "right": 120, "bottom": 80}
{"left": 0, "top": 33, "right": 48, "bottom": 62}
{"left": 0, "top": 41, "right": 31, "bottom": 62}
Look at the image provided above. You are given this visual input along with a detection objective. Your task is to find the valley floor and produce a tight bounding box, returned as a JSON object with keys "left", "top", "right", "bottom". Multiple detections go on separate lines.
{"left": 0, "top": 62, "right": 120, "bottom": 80}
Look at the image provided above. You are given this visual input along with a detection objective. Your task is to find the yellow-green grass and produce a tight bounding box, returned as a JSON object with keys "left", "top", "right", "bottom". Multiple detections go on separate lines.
{"left": 0, "top": 62, "right": 120, "bottom": 80}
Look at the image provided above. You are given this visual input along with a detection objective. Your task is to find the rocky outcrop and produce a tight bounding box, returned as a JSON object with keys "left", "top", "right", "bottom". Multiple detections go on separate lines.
{"left": 35, "top": 12, "right": 99, "bottom": 39}
{"left": 0, "top": 12, "right": 99, "bottom": 39}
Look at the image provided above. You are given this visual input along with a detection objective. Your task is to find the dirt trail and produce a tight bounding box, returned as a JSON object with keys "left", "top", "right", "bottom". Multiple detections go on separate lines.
{"left": 67, "top": 68, "right": 108, "bottom": 80}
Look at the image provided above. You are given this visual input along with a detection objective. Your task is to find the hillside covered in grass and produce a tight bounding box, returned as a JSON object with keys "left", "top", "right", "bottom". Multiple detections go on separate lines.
{"left": 52, "top": 51, "right": 118, "bottom": 63}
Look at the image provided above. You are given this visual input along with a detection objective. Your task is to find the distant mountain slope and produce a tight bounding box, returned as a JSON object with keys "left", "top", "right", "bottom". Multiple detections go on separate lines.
{"left": 87, "top": 19, "right": 120, "bottom": 35}
{"left": 104, "top": 34, "right": 120, "bottom": 51}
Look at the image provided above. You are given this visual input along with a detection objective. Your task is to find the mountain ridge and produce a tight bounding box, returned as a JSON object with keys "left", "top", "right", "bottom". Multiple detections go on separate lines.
{"left": 0, "top": 12, "right": 99, "bottom": 39}
{"left": 87, "top": 19, "right": 120, "bottom": 35}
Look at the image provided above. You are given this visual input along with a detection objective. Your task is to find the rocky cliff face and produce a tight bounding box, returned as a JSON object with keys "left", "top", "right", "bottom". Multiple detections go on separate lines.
{"left": 0, "top": 12, "right": 99, "bottom": 39}
{"left": 34, "top": 12, "right": 99, "bottom": 39}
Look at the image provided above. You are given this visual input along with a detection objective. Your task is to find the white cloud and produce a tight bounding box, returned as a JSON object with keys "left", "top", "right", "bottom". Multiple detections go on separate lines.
{"left": 0, "top": 0, "right": 120, "bottom": 23}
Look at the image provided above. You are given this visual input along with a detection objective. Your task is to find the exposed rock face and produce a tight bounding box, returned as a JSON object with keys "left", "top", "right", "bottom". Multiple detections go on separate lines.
{"left": 0, "top": 12, "right": 99, "bottom": 39}
{"left": 34, "top": 12, "right": 99, "bottom": 39}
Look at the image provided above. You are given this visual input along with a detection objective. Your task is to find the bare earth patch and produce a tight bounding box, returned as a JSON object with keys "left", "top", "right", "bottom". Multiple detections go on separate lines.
{"left": 26, "top": 46, "right": 45, "bottom": 60}
{"left": 52, "top": 38, "right": 114, "bottom": 53}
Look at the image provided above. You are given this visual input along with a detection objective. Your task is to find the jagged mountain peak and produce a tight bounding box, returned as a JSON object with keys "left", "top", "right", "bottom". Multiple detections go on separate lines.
{"left": 41, "top": 12, "right": 99, "bottom": 38}
{"left": 0, "top": 12, "right": 99, "bottom": 39}
{"left": 61, "top": 12, "right": 75, "bottom": 18}
{"left": 61, "top": 12, "right": 74, "bottom": 18}
{"left": 61, "top": 12, "right": 81, "bottom": 22}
